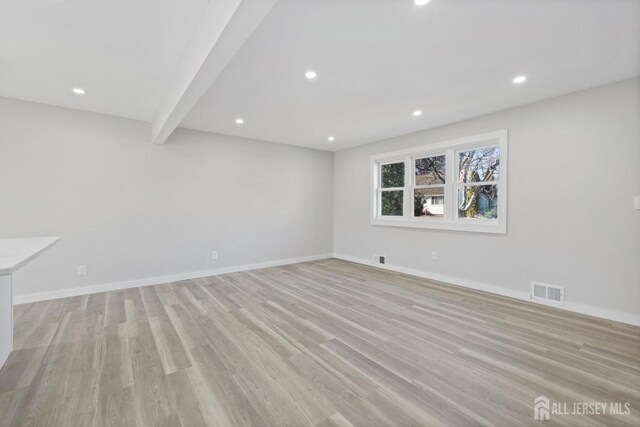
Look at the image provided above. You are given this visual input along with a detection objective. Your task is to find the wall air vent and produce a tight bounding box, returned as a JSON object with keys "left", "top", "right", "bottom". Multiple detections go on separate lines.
{"left": 373, "top": 254, "right": 386, "bottom": 265}
{"left": 531, "top": 282, "right": 564, "bottom": 304}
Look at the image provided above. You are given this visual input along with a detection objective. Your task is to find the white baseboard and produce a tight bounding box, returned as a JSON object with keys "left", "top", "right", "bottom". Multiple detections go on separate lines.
{"left": 13, "top": 253, "right": 333, "bottom": 305}
{"left": 14, "top": 252, "right": 639, "bottom": 327}
{"left": 333, "top": 253, "right": 640, "bottom": 327}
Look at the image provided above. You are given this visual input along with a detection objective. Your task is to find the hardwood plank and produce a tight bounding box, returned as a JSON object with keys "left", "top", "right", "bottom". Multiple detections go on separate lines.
{"left": 1, "top": 258, "right": 638, "bottom": 426}
{"left": 168, "top": 370, "right": 208, "bottom": 427}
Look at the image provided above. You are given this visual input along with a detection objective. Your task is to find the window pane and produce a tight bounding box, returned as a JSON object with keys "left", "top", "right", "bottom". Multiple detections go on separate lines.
{"left": 381, "top": 191, "right": 403, "bottom": 216}
{"left": 458, "top": 147, "right": 499, "bottom": 183}
{"left": 381, "top": 162, "right": 404, "bottom": 188}
{"left": 414, "top": 187, "right": 444, "bottom": 217}
{"left": 458, "top": 185, "right": 498, "bottom": 219}
{"left": 415, "top": 155, "right": 445, "bottom": 185}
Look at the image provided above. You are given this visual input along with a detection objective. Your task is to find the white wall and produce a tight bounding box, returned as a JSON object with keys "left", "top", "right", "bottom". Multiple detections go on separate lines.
{"left": 334, "top": 78, "right": 640, "bottom": 323}
{"left": 0, "top": 97, "right": 333, "bottom": 298}
{"left": 2, "top": 79, "right": 639, "bottom": 324}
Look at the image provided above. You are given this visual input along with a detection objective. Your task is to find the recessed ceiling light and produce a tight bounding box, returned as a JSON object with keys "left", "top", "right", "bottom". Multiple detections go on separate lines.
{"left": 413, "top": 110, "right": 423, "bottom": 117}
{"left": 72, "top": 88, "right": 86, "bottom": 95}
{"left": 414, "top": 0, "right": 431, "bottom": 5}
{"left": 235, "top": 118, "right": 244, "bottom": 125}
{"left": 305, "top": 70, "right": 317, "bottom": 80}
{"left": 327, "top": 136, "right": 335, "bottom": 142}
{"left": 512, "top": 75, "right": 527, "bottom": 84}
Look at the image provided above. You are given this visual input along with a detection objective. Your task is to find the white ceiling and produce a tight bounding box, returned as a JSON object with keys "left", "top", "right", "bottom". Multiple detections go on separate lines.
{"left": 181, "top": 0, "right": 640, "bottom": 151}
{"left": 0, "top": 0, "right": 209, "bottom": 121}
{"left": 1, "top": 1, "right": 638, "bottom": 151}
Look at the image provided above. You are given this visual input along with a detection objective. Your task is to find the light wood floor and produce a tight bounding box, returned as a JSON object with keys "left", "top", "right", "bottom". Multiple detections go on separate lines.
{"left": 0, "top": 259, "right": 638, "bottom": 426}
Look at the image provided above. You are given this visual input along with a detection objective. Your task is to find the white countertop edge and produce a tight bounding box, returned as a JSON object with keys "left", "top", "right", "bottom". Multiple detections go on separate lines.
{"left": 0, "top": 237, "right": 61, "bottom": 276}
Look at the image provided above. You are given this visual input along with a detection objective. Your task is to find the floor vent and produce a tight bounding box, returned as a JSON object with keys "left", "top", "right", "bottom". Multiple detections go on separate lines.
{"left": 531, "top": 282, "right": 564, "bottom": 304}
{"left": 373, "top": 254, "right": 386, "bottom": 265}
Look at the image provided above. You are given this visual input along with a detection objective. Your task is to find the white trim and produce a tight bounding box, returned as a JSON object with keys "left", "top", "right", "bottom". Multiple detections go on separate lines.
{"left": 0, "top": 275, "right": 12, "bottom": 370}
{"left": 370, "top": 130, "right": 508, "bottom": 234}
{"left": 332, "top": 253, "right": 640, "bottom": 327}
{"left": 370, "top": 130, "right": 507, "bottom": 161}
{"left": 13, "top": 253, "right": 333, "bottom": 305}
{"left": 14, "top": 252, "right": 639, "bottom": 326}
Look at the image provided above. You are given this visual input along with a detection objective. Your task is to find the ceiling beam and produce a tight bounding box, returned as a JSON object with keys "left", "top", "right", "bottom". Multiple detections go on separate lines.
{"left": 151, "top": 0, "right": 278, "bottom": 144}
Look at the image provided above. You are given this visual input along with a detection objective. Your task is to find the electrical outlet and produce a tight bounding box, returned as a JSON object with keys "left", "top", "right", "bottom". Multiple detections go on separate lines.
{"left": 634, "top": 196, "right": 640, "bottom": 210}
{"left": 211, "top": 251, "right": 219, "bottom": 260}
{"left": 77, "top": 265, "right": 87, "bottom": 276}
{"left": 431, "top": 251, "right": 438, "bottom": 261}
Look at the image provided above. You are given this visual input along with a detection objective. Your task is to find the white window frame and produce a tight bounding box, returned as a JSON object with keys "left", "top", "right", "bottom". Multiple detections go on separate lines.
{"left": 411, "top": 151, "right": 447, "bottom": 221}
{"left": 371, "top": 130, "right": 508, "bottom": 234}
{"left": 376, "top": 158, "right": 408, "bottom": 219}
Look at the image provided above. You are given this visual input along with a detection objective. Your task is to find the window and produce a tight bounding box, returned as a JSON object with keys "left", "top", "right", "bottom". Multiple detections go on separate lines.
{"left": 413, "top": 155, "right": 445, "bottom": 218}
{"left": 457, "top": 147, "right": 500, "bottom": 220}
{"left": 371, "top": 130, "right": 507, "bottom": 233}
{"left": 379, "top": 161, "right": 405, "bottom": 216}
